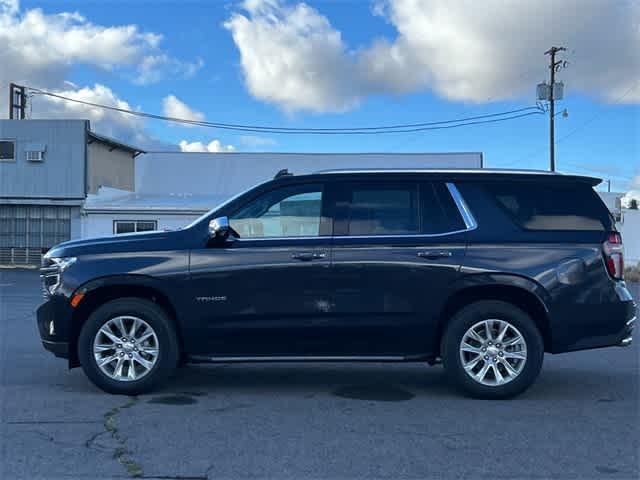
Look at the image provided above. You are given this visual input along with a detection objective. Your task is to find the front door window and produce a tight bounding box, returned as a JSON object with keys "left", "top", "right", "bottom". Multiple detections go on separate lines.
{"left": 230, "top": 185, "right": 324, "bottom": 238}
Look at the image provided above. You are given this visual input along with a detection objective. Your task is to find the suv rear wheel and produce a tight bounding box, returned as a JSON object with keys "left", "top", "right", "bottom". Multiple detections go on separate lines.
{"left": 441, "top": 300, "right": 544, "bottom": 399}
{"left": 78, "top": 298, "right": 179, "bottom": 395}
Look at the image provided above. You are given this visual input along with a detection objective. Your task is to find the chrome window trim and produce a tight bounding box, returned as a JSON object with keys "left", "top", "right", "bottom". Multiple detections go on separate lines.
{"left": 446, "top": 182, "right": 478, "bottom": 231}
{"left": 235, "top": 236, "right": 332, "bottom": 242}
{"left": 229, "top": 181, "right": 477, "bottom": 242}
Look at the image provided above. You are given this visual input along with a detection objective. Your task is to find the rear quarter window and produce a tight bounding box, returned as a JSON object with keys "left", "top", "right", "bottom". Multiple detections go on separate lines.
{"left": 482, "top": 182, "right": 610, "bottom": 231}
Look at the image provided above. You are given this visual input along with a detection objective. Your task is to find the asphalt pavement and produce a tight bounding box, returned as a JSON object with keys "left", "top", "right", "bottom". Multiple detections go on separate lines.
{"left": 0, "top": 269, "right": 638, "bottom": 480}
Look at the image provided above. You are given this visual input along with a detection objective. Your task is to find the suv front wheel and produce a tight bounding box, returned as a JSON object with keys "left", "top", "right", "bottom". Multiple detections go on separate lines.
{"left": 441, "top": 300, "right": 544, "bottom": 399}
{"left": 78, "top": 298, "right": 179, "bottom": 395}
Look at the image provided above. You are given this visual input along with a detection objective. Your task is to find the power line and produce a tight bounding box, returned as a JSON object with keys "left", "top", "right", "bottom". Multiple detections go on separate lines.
{"left": 24, "top": 85, "right": 544, "bottom": 135}
{"left": 518, "top": 80, "right": 639, "bottom": 164}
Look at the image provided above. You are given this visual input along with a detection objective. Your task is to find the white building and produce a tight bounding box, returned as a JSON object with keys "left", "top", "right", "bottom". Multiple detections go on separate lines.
{"left": 618, "top": 208, "right": 640, "bottom": 266}
{"left": 81, "top": 151, "right": 484, "bottom": 237}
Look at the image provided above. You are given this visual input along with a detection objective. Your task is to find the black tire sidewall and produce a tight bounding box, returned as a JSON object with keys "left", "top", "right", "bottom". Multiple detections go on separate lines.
{"left": 442, "top": 300, "right": 544, "bottom": 399}
{"left": 78, "top": 298, "right": 179, "bottom": 395}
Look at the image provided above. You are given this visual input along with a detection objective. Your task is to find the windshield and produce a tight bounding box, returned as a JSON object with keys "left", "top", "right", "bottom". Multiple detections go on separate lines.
{"left": 183, "top": 179, "right": 271, "bottom": 229}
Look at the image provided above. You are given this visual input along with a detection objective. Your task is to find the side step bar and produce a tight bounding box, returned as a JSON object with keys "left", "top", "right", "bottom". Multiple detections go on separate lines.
{"left": 188, "top": 354, "right": 432, "bottom": 363}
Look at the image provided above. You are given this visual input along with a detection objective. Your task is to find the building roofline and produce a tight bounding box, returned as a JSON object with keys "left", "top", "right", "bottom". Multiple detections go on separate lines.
{"left": 141, "top": 151, "right": 484, "bottom": 156}
{"left": 87, "top": 131, "right": 146, "bottom": 156}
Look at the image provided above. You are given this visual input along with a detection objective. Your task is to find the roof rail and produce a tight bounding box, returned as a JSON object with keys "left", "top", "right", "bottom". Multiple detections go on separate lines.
{"left": 313, "top": 168, "right": 562, "bottom": 175}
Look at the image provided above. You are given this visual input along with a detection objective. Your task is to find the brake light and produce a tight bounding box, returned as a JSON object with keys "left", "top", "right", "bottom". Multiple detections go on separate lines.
{"left": 603, "top": 232, "right": 624, "bottom": 280}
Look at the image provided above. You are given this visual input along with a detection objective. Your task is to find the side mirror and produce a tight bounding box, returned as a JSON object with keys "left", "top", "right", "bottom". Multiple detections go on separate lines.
{"left": 208, "top": 216, "right": 231, "bottom": 240}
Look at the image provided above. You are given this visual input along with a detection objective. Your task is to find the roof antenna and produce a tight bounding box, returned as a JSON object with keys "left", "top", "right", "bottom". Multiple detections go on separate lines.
{"left": 274, "top": 168, "right": 292, "bottom": 179}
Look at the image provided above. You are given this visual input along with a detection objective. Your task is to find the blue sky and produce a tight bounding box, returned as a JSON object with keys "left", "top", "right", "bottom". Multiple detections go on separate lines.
{"left": 7, "top": 0, "right": 640, "bottom": 192}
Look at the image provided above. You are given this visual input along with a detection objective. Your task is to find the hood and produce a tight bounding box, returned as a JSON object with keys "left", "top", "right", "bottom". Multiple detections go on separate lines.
{"left": 46, "top": 229, "right": 188, "bottom": 258}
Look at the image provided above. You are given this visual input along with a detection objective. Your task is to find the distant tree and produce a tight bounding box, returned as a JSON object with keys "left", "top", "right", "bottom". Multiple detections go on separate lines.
{"left": 630, "top": 199, "right": 639, "bottom": 210}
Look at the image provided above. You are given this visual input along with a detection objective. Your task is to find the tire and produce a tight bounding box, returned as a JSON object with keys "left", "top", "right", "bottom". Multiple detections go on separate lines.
{"left": 441, "top": 300, "right": 544, "bottom": 399}
{"left": 78, "top": 298, "right": 179, "bottom": 395}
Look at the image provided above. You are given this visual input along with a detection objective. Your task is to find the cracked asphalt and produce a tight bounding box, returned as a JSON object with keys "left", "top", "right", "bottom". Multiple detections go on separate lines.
{"left": 0, "top": 270, "right": 638, "bottom": 480}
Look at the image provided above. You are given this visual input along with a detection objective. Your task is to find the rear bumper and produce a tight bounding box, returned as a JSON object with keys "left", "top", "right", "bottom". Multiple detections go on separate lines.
{"left": 550, "top": 282, "right": 637, "bottom": 353}
{"left": 619, "top": 315, "right": 635, "bottom": 347}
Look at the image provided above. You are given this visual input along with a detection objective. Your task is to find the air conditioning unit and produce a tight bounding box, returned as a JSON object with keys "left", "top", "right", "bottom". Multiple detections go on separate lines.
{"left": 25, "top": 143, "right": 46, "bottom": 162}
{"left": 26, "top": 150, "right": 44, "bottom": 162}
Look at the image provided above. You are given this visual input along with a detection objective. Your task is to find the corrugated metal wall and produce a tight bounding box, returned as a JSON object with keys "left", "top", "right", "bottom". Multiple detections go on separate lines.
{"left": 0, "top": 205, "right": 72, "bottom": 265}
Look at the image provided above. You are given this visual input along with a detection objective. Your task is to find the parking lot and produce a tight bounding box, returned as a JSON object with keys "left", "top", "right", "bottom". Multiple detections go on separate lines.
{"left": 0, "top": 269, "right": 638, "bottom": 480}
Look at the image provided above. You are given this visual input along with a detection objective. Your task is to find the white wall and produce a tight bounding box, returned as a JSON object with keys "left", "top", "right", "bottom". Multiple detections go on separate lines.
{"left": 87, "top": 141, "right": 135, "bottom": 193}
{"left": 136, "top": 152, "right": 483, "bottom": 196}
{"left": 81, "top": 212, "right": 202, "bottom": 239}
{"left": 619, "top": 209, "right": 640, "bottom": 266}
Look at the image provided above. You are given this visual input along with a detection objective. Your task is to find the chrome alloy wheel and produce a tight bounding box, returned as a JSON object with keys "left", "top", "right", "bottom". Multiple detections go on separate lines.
{"left": 459, "top": 319, "right": 527, "bottom": 386}
{"left": 93, "top": 316, "right": 159, "bottom": 382}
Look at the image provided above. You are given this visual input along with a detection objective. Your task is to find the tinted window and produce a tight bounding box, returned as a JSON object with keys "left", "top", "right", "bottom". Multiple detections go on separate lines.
{"left": 338, "top": 182, "right": 419, "bottom": 236}
{"left": 483, "top": 182, "right": 609, "bottom": 231}
{"left": 230, "top": 184, "right": 324, "bottom": 238}
{"left": 0, "top": 141, "right": 15, "bottom": 160}
{"left": 114, "top": 221, "right": 135, "bottom": 234}
{"left": 113, "top": 220, "right": 158, "bottom": 234}
{"left": 422, "top": 182, "right": 466, "bottom": 234}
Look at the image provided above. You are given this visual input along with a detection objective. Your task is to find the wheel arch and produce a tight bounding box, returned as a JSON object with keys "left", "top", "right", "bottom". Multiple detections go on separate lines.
{"left": 68, "top": 275, "right": 183, "bottom": 367}
{"left": 437, "top": 276, "right": 553, "bottom": 354}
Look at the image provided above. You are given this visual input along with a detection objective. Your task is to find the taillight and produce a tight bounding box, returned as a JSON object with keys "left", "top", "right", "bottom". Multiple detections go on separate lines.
{"left": 603, "top": 232, "right": 624, "bottom": 280}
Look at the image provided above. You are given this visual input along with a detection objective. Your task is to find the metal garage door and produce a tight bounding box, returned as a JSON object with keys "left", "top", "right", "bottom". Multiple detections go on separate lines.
{"left": 0, "top": 205, "right": 71, "bottom": 265}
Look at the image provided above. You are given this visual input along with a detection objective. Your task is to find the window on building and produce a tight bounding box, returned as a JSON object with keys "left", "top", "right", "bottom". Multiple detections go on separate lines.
{"left": 0, "top": 140, "right": 15, "bottom": 161}
{"left": 114, "top": 220, "right": 158, "bottom": 235}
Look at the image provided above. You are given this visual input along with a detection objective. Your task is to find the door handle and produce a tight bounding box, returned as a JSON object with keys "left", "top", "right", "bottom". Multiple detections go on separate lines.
{"left": 417, "top": 250, "right": 453, "bottom": 259}
{"left": 291, "top": 252, "right": 316, "bottom": 261}
{"left": 291, "top": 251, "right": 327, "bottom": 261}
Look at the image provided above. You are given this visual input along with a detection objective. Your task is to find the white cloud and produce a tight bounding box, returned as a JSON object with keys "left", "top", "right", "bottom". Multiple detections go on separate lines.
{"left": 162, "top": 95, "right": 205, "bottom": 123}
{"left": 179, "top": 140, "right": 235, "bottom": 153}
{"left": 0, "top": 0, "right": 202, "bottom": 113}
{"left": 135, "top": 55, "right": 204, "bottom": 86}
{"left": 238, "top": 135, "right": 277, "bottom": 147}
{"left": 224, "top": 0, "right": 362, "bottom": 112}
{"left": 621, "top": 176, "right": 640, "bottom": 208}
{"left": 225, "top": 0, "right": 640, "bottom": 112}
{"left": 30, "top": 83, "right": 158, "bottom": 147}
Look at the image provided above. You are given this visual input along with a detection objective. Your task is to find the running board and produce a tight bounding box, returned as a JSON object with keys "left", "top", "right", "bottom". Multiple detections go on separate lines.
{"left": 188, "top": 354, "right": 430, "bottom": 363}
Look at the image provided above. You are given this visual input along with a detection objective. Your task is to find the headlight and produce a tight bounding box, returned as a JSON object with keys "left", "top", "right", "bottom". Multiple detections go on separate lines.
{"left": 40, "top": 257, "right": 77, "bottom": 297}
{"left": 51, "top": 257, "right": 77, "bottom": 271}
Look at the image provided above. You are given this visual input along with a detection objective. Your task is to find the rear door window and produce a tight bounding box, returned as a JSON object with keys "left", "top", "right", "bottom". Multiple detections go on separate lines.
{"left": 422, "top": 182, "right": 466, "bottom": 234}
{"left": 332, "top": 180, "right": 467, "bottom": 236}
{"left": 335, "top": 182, "right": 420, "bottom": 236}
{"left": 482, "top": 182, "right": 610, "bottom": 231}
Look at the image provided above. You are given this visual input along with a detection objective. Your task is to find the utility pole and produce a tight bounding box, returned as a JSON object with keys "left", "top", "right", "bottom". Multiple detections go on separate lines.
{"left": 9, "top": 83, "right": 26, "bottom": 120}
{"left": 544, "top": 47, "right": 566, "bottom": 171}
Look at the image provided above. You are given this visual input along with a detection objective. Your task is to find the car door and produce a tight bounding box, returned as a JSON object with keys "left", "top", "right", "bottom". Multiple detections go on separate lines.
{"left": 188, "top": 182, "right": 335, "bottom": 356}
{"left": 329, "top": 179, "right": 470, "bottom": 356}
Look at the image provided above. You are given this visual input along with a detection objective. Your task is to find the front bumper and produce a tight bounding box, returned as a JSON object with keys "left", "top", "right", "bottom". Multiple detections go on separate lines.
{"left": 42, "top": 339, "right": 70, "bottom": 358}
{"left": 37, "top": 297, "right": 73, "bottom": 359}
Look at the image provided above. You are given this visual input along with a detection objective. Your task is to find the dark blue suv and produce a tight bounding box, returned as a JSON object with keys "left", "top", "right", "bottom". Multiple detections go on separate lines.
{"left": 37, "top": 169, "right": 636, "bottom": 398}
